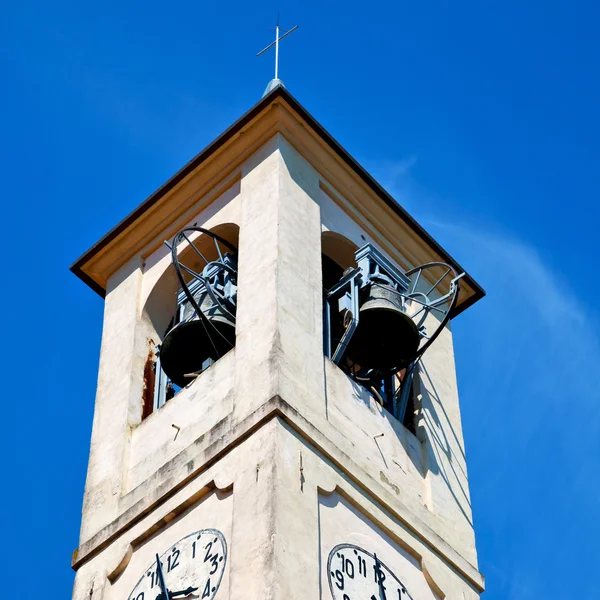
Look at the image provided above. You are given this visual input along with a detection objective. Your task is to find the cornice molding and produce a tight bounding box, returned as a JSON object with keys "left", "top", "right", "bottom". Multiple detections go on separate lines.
{"left": 72, "top": 395, "right": 484, "bottom": 593}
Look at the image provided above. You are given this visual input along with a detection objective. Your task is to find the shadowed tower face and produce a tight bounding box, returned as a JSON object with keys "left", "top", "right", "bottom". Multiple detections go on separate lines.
{"left": 70, "top": 86, "right": 485, "bottom": 600}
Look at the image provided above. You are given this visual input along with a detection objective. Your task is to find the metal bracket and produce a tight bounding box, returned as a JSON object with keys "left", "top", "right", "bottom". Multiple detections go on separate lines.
{"left": 355, "top": 244, "right": 410, "bottom": 290}
{"left": 324, "top": 267, "right": 363, "bottom": 364}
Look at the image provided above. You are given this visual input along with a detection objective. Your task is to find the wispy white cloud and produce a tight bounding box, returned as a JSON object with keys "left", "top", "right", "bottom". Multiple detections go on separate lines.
{"left": 432, "top": 221, "right": 600, "bottom": 397}
{"left": 366, "top": 157, "right": 600, "bottom": 599}
{"left": 373, "top": 156, "right": 419, "bottom": 180}
{"left": 427, "top": 222, "right": 600, "bottom": 600}
{"left": 363, "top": 155, "right": 419, "bottom": 204}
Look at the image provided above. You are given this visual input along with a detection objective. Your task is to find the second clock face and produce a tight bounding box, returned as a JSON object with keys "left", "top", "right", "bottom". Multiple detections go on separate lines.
{"left": 128, "top": 528, "right": 227, "bottom": 600}
{"left": 327, "top": 543, "right": 414, "bottom": 600}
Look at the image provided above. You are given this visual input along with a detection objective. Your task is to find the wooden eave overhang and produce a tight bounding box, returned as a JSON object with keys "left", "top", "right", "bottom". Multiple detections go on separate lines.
{"left": 70, "top": 85, "right": 485, "bottom": 316}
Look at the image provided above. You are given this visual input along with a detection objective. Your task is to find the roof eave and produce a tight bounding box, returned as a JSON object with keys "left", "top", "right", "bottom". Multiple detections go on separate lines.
{"left": 70, "top": 86, "right": 485, "bottom": 315}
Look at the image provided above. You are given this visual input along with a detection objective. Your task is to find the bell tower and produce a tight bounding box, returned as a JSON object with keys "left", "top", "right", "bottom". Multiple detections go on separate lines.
{"left": 71, "top": 84, "right": 485, "bottom": 600}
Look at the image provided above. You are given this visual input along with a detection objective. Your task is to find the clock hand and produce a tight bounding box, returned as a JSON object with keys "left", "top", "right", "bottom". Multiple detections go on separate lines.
{"left": 373, "top": 553, "right": 387, "bottom": 600}
{"left": 155, "top": 553, "right": 170, "bottom": 600}
{"left": 168, "top": 587, "right": 199, "bottom": 598}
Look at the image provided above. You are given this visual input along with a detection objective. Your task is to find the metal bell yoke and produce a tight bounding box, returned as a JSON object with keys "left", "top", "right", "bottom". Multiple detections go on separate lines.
{"left": 324, "top": 244, "right": 463, "bottom": 376}
{"left": 159, "top": 227, "right": 238, "bottom": 388}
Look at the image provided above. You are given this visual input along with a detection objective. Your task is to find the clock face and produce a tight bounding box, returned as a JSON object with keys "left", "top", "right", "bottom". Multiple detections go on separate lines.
{"left": 128, "top": 528, "right": 227, "bottom": 600}
{"left": 327, "top": 543, "right": 414, "bottom": 600}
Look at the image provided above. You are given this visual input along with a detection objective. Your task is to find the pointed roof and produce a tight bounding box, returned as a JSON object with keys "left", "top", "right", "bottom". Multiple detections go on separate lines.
{"left": 70, "top": 86, "right": 484, "bottom": 316}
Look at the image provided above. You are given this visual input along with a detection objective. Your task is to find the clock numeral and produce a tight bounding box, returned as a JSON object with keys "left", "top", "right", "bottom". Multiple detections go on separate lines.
{"left": 203, "top": 539, "right": 221, "bottom": 575}
{"left": 397, "top": 586, "right": 407, "bottom": 597}
{"left": 202, "top": 578, "right": 213, "bottom": 598}
{"left": 338, "top": 553, "right": 354, "bottom": 579}
{"left": 147, "top": 569, "right": 156, "bottom": 588}
{"left": 167, "top": 548, "right": 180, "bottom": 572}
{"left": 357, "top": 555, "right": 367, "bottom": 577}
{"left": 204, "top": 539, "right": 217, "bottom": 562}
{"left": 332, "top": 569, "right": 345, "bottom": 590}
{"left": 204, "top": 540, "right": 213, "bottom": 562}
{"left": 209, "top": 553, "right": 220, "bottom": 575}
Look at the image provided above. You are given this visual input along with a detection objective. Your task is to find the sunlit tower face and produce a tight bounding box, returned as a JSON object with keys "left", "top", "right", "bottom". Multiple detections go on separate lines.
{"left": 70, "top": 86, "right": 485, "bottom": 600}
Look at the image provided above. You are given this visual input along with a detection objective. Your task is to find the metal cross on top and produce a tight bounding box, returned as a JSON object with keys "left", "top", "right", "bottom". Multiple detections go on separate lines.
{"left": 257, "top": 18, "right": 299, "bottom": 81}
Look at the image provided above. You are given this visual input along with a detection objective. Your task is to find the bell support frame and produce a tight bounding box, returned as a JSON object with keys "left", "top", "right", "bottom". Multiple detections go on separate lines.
{"left": 324, "top": 243, "right": 464, "bottom": 377}
{"left": 166, "top": 227, "right": 238, "bottom": 359}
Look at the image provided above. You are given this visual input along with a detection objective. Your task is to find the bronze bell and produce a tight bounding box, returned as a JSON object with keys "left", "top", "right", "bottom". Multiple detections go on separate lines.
{"left": 345, "top": 283, "right": 420, "bottom": 371}
{"left": 160, "top": 288, "right": 236, "bottom": 388}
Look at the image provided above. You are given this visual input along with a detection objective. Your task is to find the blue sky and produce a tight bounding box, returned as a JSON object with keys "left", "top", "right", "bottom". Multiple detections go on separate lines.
{"left": 2, "top": 1, "right": 599, "bottom": 598}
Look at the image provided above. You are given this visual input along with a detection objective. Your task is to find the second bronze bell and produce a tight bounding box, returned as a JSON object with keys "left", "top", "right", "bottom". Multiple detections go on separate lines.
{"left": 344, "top": 283, "right": 420, "bottom": 372}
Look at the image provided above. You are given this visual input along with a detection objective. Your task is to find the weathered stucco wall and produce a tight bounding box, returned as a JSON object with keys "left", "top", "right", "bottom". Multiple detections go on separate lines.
{"left": 126, "top": 351, "right": 235, "bottom": 492}
{"left": 73, "top": 418, "right": 481, "bottom": 600}
{"left": 79, "top": 183, "right": 242, "bottom": 543}
{"left": 73, "top": 132, "right": 482, "bottom": 600}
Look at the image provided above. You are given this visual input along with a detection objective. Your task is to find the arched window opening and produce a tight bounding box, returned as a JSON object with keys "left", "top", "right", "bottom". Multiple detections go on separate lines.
{"left": 142, "top": 223, "right": 240, "bottom": 418}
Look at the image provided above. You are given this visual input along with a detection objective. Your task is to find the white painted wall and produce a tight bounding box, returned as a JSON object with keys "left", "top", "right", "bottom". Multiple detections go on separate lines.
{"left": 73, "top": 132, "right": 482, "bottom": 600}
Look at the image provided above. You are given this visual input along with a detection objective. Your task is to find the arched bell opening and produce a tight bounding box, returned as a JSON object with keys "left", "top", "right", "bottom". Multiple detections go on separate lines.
{"left": 321, "top": 233, "right": 460, "bottom": 434}
{"left": 321, "top": 231, "right": 359, "bottom": 371}
{"left": 141, "top": 223, "right": 240, "bottom": 418}
{"left": 321, "top": 231, "right": 359, "bottom": 289}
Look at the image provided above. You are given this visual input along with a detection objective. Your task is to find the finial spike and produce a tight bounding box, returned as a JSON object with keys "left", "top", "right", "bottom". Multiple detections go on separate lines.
{"left": 257, "top": 20, "right": 298, "bottom": 95}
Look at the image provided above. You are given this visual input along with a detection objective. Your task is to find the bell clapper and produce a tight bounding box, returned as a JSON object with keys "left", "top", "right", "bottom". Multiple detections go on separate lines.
{"left": 183, "top": 372, "right": 202, "bottom": 379}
